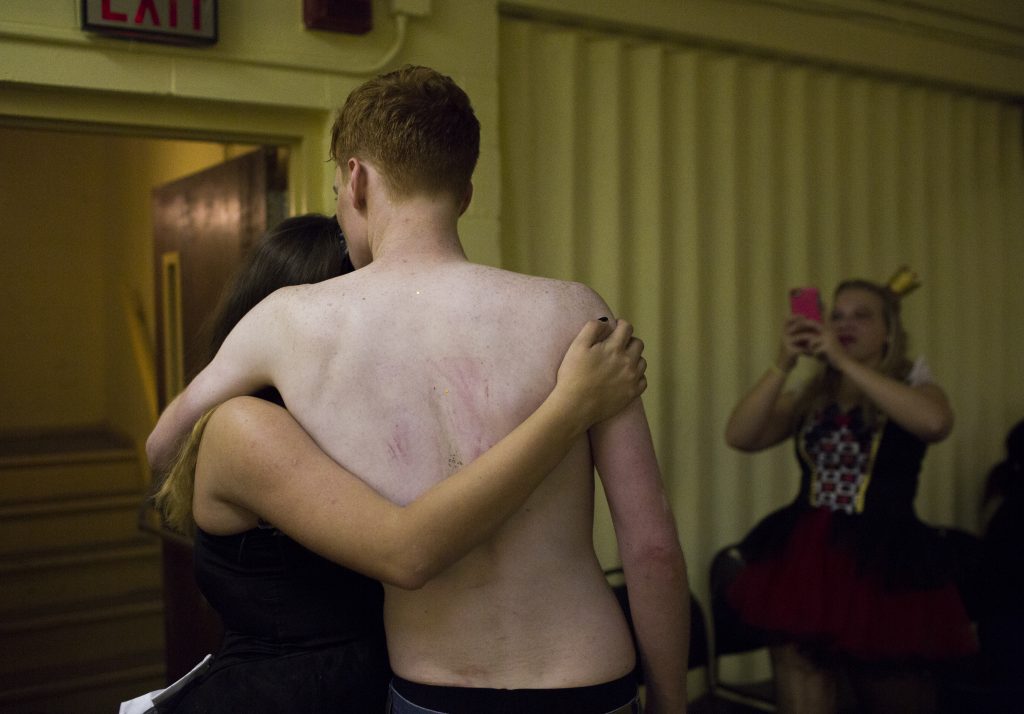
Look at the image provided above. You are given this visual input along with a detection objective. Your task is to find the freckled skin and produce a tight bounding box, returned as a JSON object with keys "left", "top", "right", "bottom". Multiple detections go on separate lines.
{"left": 265, "top": 263, "right": 653, "bottom": 690}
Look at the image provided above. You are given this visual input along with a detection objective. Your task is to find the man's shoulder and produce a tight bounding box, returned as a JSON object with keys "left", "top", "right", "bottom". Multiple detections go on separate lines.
{"left": 235, "top": 276, "right": 357, "bottom": 345}
{"left": 472, "top": 265, "right": 606, "bottom": 310}
{"left": 259, "top": 273, "right": 355, "bottom": 312}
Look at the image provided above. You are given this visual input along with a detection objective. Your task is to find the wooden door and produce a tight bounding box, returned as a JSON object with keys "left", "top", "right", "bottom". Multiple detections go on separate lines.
{"left": 152, "top": 146, "right": 288, "bottom": 406}
{"left": 151, "top": 146, "right": 287, "bottom": 682}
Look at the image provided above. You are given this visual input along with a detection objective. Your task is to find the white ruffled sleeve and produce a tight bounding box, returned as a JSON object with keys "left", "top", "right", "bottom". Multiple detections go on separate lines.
{"left": 907, "top": 355, "right": 934, "bottom": 386}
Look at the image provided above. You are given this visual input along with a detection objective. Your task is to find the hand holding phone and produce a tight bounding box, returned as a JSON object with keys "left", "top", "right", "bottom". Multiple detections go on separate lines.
{"left": 789, "top": 287, "right": 822, "bottom": 323}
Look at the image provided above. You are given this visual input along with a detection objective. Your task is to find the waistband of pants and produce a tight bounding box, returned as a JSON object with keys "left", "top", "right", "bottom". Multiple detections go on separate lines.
{"left": 388, "top": 673, "right": 639, "bottom": 714}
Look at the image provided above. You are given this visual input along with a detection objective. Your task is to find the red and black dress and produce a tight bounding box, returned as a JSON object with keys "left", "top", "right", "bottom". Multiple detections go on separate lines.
{"left": 727, "top": 400, "right": 977, "bottom": 665}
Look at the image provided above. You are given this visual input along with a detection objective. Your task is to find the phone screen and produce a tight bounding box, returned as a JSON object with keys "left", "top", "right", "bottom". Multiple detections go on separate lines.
{"left": 789, "top": 287, "right": 822, "bottom": 322}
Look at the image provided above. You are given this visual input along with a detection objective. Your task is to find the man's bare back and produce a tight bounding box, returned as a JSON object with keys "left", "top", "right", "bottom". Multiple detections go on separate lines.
{"left": 265, "top": 260, "right": 638, "bottom": 688}
{"left": 148, "top": 65, "right": 688, "bottom": 711}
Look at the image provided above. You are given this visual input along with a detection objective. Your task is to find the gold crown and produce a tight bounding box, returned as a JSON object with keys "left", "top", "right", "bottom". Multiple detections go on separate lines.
{"left": 886, "top": 265, "right": 921, "bottom": 298}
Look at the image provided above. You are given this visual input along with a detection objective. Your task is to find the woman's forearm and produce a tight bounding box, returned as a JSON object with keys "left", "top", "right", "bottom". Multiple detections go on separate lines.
{"left": 212, "top": 319, "right": 645, "bottom": 587}
{"left": 388, "top": 391, "right": 590, "bottom": 586}
{"left": 725, "top": 366, "right": 794, "bottom": 451}
{"left": 838, "top": 359, "right": 953, "bottom": 442}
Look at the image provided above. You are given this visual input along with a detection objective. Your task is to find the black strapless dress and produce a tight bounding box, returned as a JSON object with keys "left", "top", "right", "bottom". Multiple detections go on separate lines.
{"left": 157, "top": 526, "right": 391, "bottom": 713}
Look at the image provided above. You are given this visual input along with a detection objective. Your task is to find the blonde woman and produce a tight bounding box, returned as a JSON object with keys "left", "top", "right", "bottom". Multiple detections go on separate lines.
{"left": 725, "top": 276, "right": 975, "bottom": 714}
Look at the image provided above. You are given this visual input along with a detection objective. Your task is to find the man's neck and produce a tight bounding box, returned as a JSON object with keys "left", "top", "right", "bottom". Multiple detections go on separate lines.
{"left": 368, "top": 194, "right": 468, "bottom": 266}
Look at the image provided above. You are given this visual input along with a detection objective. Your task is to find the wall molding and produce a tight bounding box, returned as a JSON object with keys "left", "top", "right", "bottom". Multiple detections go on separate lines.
{"left": 501, "top": 0, "right": 1024, "bottom": 98}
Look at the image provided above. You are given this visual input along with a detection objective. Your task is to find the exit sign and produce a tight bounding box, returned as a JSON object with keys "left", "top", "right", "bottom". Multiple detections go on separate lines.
{"left": 82, "top": 0, "right": 217, "bottom": 45}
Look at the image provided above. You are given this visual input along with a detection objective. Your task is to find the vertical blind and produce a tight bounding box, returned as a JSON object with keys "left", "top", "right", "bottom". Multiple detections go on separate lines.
{"left": 499, "top": 16, "right": 1024, "bottom": 600}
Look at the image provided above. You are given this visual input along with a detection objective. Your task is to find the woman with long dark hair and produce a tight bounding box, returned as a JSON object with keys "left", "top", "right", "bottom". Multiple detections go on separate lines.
{"left": 123, "top": 215, "right": 646, "bottom": 713}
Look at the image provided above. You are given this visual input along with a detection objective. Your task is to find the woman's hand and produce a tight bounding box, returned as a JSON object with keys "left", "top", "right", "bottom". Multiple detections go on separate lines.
{"left": 805, "top": 320, "right": 850, "bottom": 370}
{"left": 777, "top": 315, "right": 820, "bottom": 370}
{"left": 552, "top": 318, "right": 647, "bottom": 429}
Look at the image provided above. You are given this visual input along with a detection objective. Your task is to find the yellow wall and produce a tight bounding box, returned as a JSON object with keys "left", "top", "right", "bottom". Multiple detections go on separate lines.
{"left": 0, "top": 3, "right": 1021, "bottom": 660}
{"left": 1, "top": 0, "right": 1018, "bottom": 268}
{"left": 500, "top": 14, "right": 1024, "bottom": 586}
{"left": 0, "top": 0, "right": 505, "bottom": 263}
{"left": 0, "top": 127, "right": 249, "bottom": 432}
{"left": 1, "top": 128, "right": 107, "bottom": 430}
{"left": 5, "top": 0, "right": 1015, "bottom": 273}
{"left": 507, "top": 0, "right": 1024, "bottom": 97}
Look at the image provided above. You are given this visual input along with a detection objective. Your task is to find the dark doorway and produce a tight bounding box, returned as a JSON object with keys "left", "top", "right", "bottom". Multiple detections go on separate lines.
{"left": 150, "top": 146, "right": 289, "bottom": 682}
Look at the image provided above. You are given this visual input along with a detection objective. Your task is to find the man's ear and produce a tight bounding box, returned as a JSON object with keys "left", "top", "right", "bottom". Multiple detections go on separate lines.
{"left": 347, "top": 157, "right": 368, "bottom": 211}
{"left": 458, "top": 181, "right": 474, "bottom": 217}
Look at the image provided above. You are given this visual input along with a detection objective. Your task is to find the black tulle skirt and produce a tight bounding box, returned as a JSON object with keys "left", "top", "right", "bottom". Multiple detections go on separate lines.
{"left": 728, "top": 507, "right": 977, "bottom": 663}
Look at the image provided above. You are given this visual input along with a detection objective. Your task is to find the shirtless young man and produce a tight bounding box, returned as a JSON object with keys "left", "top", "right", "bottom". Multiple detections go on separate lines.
{"left": 147, "top": 65, "right": 689, "bottom": 713}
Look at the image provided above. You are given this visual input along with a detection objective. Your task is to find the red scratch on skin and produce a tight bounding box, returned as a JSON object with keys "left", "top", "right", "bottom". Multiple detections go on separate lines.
{"left": 387, "top": 422, "right": 411, "bottom": 462}
{"left": 430, "top": 357, "right": 492, "bottom": 463}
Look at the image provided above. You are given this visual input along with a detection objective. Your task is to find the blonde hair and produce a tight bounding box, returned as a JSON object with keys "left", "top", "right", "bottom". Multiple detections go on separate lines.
{"left": 152, "top": 409, "right": 217, "bottom": 538}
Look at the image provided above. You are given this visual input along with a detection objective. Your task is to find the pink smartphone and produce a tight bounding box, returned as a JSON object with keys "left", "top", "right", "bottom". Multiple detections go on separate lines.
{"left": 789, "top": 287, "right": 822, "bottom": 322}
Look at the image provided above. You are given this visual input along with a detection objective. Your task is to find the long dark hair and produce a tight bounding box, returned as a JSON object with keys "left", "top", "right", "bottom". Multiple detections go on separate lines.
{"left": 204, "top": 213, "right": 353, "bottom": 363}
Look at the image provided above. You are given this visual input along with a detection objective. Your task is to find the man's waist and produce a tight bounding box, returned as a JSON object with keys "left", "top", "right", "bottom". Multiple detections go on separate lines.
{"left": 389, "top": 673, "right": 639, "bottom": 714}
{"left": 386, "top": 617, "right": 637, "bottom": 693}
